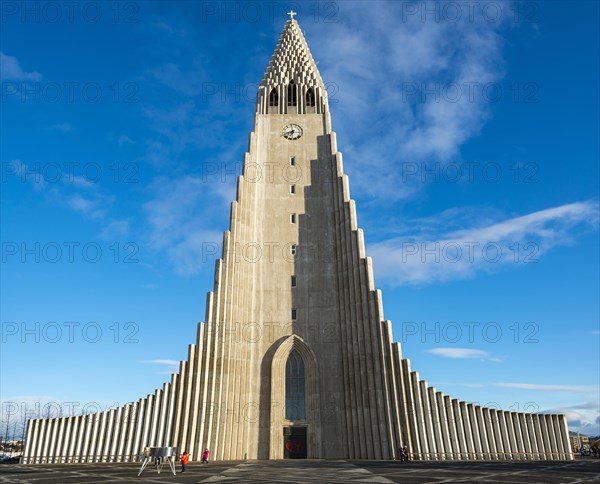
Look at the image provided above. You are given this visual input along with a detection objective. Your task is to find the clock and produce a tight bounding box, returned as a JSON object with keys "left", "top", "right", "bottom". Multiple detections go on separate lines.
{"left": 282, "top": 124, "right": 303, "bottom": 140}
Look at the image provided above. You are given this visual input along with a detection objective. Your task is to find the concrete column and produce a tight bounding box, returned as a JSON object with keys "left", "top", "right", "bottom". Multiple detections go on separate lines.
{"left": 419, "top": 380, "right": 436, "bottom": 460}
{"left": 524, "top": 413, "right": 539, "bottom": 460}
{"left": 79, "top": 416, "right": 92, "bottom": 462}
{"left": 452, "top": 400, "right": 467, "bottom": 460}
{"left": 101, "top": 410, "right": 116, "bottom": 462}
{"left": 467, "top": 404, "right": 483, "bottom": 460}
{"left": 116, "top": 405, "right": 129, "bottom": 462}
{"left": 32, "top": 419, "right": 44, "bottom": 464}
{"left": 545, "top": 414, "right": 559, "bottom": 460}
{"left": 38, "top": 418, "right": 50, "bottom": 464}
{"left": 517, "top": 412, "right": 532, "bottom": 459}
{"left": 156, "top": 385, "right": 169, "bottom": 448}
{"left": 124, "top": 402, "right": 139, "bottom": 461}
{"left": 436, "top": 393, "right": 452, "bottom": 460}
{"left": 498, "top": 411, "right": 513, "bottom": 460}
{"left": 188, "top": 331, "right": 205, "bottom": 459}
{"left": 557, "top": 415, "right": 573, "bottom": 461}
{"left": 53, "top": 418, "right": 66, "bottom": 463}
{"left": 552, "top": 414, "right": 566, "bottom": 459}
{"left": 73, "top": 416, "right": 86, "bottom": 463}
{"left": 132, "top": 399, "right": 146, "bottom": 460}
{"left": 475, "top": 406, "right": 490, "bottom": 460}
{"left": 410, "top": 372, "right": 428, "bottom": 460}
{"left": 141, "top": 395, "right": 154, "bottom": 453}
{"left": 490, "top": 410, "right": 505, "bottom": 460}
{"left": 401, "top": 360, "right": 420, "bottom": 459}
{"left": 149, "top": 390, "right": 162, "bottom": 447}
{"left": 539, "top": 413, "right": 552, "bottom": 460}
{"left": 60, "top": 417, "right": 73, "bottom": 463}
{"left": 428, "top": 387, "right": 443, "bottom": 460}
{"left": 504, "top": 412, "right": 518, "bottom": 460}
{"left": 109, "top": 407, "right": 123, "bottom": 462}
{"left": 67, "top": 417, "right": 80, "bottom": 463}
{"left": 445, "top": 396, "right": 459, "bottom": 460}
{"left": 179, "top": 346, "right": 195, "bottom": 454}
{"left": 460, "top": 402, "right": 475, "bottom": 460}
{"left": 532, "top": 414, "right": 545, "bottom": 460}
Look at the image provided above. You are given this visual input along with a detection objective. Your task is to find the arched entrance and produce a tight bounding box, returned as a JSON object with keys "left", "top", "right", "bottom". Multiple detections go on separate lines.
{"left": 269, "top": 335, "right": 321, "bottom": 459}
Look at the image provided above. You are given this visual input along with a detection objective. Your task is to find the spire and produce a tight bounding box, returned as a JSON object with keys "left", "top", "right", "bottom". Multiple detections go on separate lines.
{"left": 257, "top": 19, "right": 328, "bottom": 114}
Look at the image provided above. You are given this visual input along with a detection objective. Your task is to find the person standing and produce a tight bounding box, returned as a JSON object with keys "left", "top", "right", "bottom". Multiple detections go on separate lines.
{"left": 180, "top": 450, "right": 189, "bottom": 473}
{"left": 202, "top": 448, "right": 210, "bottom": 464}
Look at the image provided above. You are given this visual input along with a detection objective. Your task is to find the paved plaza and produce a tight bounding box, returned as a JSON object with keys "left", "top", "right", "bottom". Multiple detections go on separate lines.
{"left": 1, "top": 459, "right": 599, "bottom": 483}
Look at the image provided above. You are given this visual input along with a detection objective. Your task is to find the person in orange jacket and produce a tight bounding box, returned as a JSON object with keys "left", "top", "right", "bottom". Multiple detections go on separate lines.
{"left": 180, "top": 450, "right": 189, "bottom": 473}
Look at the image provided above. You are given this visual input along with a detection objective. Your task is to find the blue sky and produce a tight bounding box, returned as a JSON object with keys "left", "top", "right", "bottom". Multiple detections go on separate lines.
{"left": 1, "top": 1, "right": 598, "bottom": 439}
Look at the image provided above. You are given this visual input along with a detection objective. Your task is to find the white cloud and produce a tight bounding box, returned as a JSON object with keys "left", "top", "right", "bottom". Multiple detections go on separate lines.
{"left": 48, "top": 122, "right": 72, "bottom": 132}
{"left": 428, "top": 348, "right": 489, "bottom": 359}
{"left": 62, "top": 192, "right": 113, "bottom": 219}
{"left": 100, "top": 220, "right": 130, "bottom": 240}
{"left": 118, "top": 135, "right": 135, "bottom": 145}
{"left": 495, "top": 383, "right": 599, "bottom": 393}
{"left": 6, "top": 159, "right": 46, "bottom": 190}
{"left": 0, "top": 52, "right": 42, "bottom": 81}
{"left": 144, "top": 174, "right": 228, "bottom": 276}
{"left": 369, "top": 201, "right": 599, "bottom": 286}
{"left": 142, "top": 359, "right": 179, "bottom": 366}
{"left": 142, "top": 359, "right": 180, "bottom": 375}
{"left": 310, "top": 2, "right": 507, "bottom": 203}
{"left": 542, "top": 402, "right": 600, "bottom": 435}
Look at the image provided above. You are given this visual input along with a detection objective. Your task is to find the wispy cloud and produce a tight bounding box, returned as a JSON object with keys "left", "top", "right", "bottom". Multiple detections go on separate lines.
{"left": 495, "top": 383, "right": 599, "bottom": 393}
{"left": 369, "top": 201, "right": 599, "bottom": 286}
{"left": 312, "top": 2, "right": 507, "bottom": 203}
{"left": 428, "top": 348, "right": 490, "bottom": 359}
{"left": 118, "top": 135, "right": 135, "bottom": 146}
{"left": 142, "top": 359, "right": 179, "bottom": 366}
{"left": 7, "top": 159, "right": 46, "bottom": 190}
{"left": 0, "top": 52, "right": 42, "bottom": 81}
{"left": 48, "top": 122, "right": 72, "bottom": 132}
{"left": 100, "top": 220, "right": 130, "bottom": 240}
{"left": 144, "top": 174, "right": 227, "bottom": 276}
{"left": 142, "top": 359, "right": 180, "bottom": 375}
{"left": 546, "top": 402, "right": 600, "bottom": 435}
{"left": 10, "top": 159, "right": 115, "bottom": 219}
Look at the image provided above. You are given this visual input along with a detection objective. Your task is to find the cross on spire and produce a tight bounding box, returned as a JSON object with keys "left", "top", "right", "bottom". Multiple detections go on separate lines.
{"left": 287, "top": 10, "right": 297, "bottom": 20}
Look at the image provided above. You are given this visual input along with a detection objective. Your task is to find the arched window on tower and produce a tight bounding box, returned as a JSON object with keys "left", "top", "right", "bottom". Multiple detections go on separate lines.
{"left": 269, "top": 88, "right": 278, "bottom": 107}
{"left": 306, "top": 88, "right": 315, "bottom": 107}
{"left": 287, "top": 81, "right": 297, "bottom": 106}
{"left": 285, "top": 349, "right": 305, "bottom": 420}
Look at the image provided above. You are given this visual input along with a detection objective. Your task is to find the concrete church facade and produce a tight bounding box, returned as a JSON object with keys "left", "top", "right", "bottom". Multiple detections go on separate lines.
{"left": 22, "top": 18, "right": 573, "bottom": 464}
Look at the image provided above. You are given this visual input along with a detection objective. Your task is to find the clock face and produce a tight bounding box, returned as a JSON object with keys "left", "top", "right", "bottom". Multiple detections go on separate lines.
{"left": 282, "top": 124, "right": 303, "bottom": 140}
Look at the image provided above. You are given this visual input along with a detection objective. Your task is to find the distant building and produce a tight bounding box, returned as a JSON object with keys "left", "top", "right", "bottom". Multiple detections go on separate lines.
{"left": 570, "top": 433, "right": 590, "bottom": 450}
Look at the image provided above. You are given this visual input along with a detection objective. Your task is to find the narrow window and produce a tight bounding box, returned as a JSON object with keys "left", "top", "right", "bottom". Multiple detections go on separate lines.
{"left": 287, "top": 81, "right": 297, "bottom": 106}
{"left": 291, "top": 275, "right": 297, "bottom": 287}
{"left": 290, "top": 244, "right": 297, "bottom": 256}
{"left": 290, "top": 156, "right": 296, "bottom": 166}
{"left": 285, "top": 349, "right": 305, "bottom": 420}
{"left": 290, "top": 184, "right": 296, "bottom": 194}
{"left": 306, "top": 88, "right": 315, "bottom": 107}
{"left": 290, "top": 213, "right": 296, "bottom": 224}
{"left": 291, "top": 309, "right": 297, "bottom": 321}
{"left": 269, "top": 88, "right": 278, "bottom": 106}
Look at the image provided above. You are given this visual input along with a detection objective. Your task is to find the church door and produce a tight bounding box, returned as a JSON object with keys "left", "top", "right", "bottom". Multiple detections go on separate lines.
{"left": 283, "top": 427, "right": 307, "bottom": 459}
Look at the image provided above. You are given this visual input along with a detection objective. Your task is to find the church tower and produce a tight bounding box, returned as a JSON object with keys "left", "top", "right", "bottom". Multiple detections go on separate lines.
{"left": 22, "top": 17, "right": 573, "bottom": 464}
